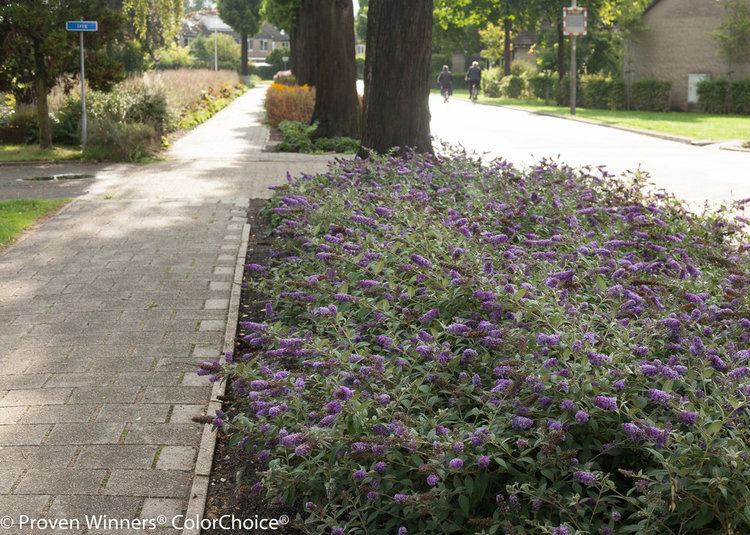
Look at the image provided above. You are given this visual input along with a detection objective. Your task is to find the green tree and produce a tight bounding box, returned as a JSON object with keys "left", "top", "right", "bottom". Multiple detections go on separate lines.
{"left": 189, "top": 33, "right": 240, "bottom": 70}
{"left": 356, "top": 0, "right": 368, "bottom": 42}
{"left": 217, "top": 0, "right": 262, "bottom": 77}
{"left": 121, "top": 0, "right": 183, "bottom": 56}
{"left": 715, "top": 0, "right": 750, "bottom": 72}
{"left": 0, "top": 0, "right": 123, "bottom": 148}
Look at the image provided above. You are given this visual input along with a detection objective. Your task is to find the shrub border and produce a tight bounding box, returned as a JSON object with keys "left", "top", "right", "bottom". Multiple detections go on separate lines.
{"left": 181, "top": 220, "right": 250, "bottom": 535}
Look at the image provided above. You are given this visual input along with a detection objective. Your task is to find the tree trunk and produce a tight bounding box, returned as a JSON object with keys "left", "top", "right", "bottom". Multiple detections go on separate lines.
{"left": 557, "top": 19, "right": 566, "bottom": 81}
{"left": 289, "top": 28, "right": 299, "bottom": 76}
{"left": 359, "top": 0, "right": 433, "bottom": 157}
{"left": 293, "top": 0, "right": 319, "bottom": 87}
{"left": 503, "top": 17, "right": 512, "bottom": 76}
{"left": 240, "top": 31, "right": 249, "bottom": 77}
{"left": 311, "top": 0, "right": 360, "bottom": 139}
{"left": 33, "top": 41, "right": 51, "bottom": 149}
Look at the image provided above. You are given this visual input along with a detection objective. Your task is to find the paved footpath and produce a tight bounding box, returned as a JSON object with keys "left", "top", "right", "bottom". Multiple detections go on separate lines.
{"left": 0, "top": 87, "right": 331, "bottom": 533}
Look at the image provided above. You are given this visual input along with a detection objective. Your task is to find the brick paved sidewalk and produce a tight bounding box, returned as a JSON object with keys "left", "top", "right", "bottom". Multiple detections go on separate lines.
{"left": 0, "top": 87, "right": 332, "bottom": 533}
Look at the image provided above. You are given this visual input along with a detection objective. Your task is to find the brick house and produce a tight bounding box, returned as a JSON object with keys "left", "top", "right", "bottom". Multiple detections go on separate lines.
{"left": 625, "top": 0, "right": 750, "bottom": 111}
{"left": 179, "top": 11, "right": 289, "bottom": 63}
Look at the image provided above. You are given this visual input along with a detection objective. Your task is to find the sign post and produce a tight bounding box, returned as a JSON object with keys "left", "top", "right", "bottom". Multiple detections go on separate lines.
{"left": 66, "top": 21, "right": 98, "bottom": 148}
{"left": 563, "top": 4, "right": 587, "bottom": 116}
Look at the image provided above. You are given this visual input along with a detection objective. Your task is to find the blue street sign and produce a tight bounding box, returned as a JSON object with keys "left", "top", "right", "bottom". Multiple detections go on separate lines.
{"left": 66, "top": 21, "right": 98, "bottom": 32}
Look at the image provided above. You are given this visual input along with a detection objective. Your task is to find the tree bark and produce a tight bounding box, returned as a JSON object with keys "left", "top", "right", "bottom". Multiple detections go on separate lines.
{"left": 359, "top": 0, "right": 433, "bottom": 157}
{"left": 311, "top": 0, "right": 360, "bottom": 139}
{"left": 240, "top": 31, "right": 249, "bottom": 77}
{"left": 557, "top": 19, "right": 566, "bottom": 81}
{"left": 292, "top": 0, "right": 319, "bottom": 87}
{"left": 503, "top": 17, "right": 512, "bottom": 76}
{"left": 32, "top": 40, "right": 51, "bottom": 149}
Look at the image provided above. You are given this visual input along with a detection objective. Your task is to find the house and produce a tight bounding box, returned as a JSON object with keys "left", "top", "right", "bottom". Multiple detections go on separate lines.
{"left": 512, "top": 31, "right": 537, "bottom": 65}
{"left": 625, "top": 0, "right": 750, "bottom": 111}
{"left": 179, "top": 11, "right": 290, "bottom": 63}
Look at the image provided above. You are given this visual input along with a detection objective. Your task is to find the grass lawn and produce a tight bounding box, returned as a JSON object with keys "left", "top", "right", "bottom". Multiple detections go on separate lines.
{"left": 0, "top": 199, "right": 70, "bottom": 248}
{"left": 441, "top": 89, "right": 750, "bottom": 141}
{"left": 0, "top": 144, "right": 82, "bottom": 163}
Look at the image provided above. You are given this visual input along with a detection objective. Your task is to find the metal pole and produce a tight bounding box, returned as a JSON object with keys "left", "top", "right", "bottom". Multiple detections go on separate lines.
{"left": 570, "top": 0, "right": 577, "bottom": 116}
{"left": 214, "top": 29, "right": 218, "bottom": 71}
{"left": 80, "top": 30, "right": 87, "bottom": 148}
{"left": 571, "top": 36, "right": 577, "bottom": 115}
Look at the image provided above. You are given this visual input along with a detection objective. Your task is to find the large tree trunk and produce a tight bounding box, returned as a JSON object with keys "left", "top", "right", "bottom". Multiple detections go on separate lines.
{"left": 240, "top": 31, "right": 249, "bottom": 77}
{"left": 293, "top": 0, "right": 319, "bottom": 86}
{"left": 289, "top": 28, "right": 299, "bottom": 75}
{"left": 557, "top": 19, "right": 566, "bottom": 81}
{"left": 312, "top": 0, "right": 360, "bottom": 138}
{"left": 33, "top": 41, "right": 51, "bottom": 149}
{"left": 359, "top": 0, "right": 433, "bottom": 156}
{"left": 503, "top": 17, "right": 512, "bottom": 76}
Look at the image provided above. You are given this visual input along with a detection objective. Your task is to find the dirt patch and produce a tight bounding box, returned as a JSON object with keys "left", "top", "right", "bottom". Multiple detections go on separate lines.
{"left": 202, "top": 198, "right": 301, "bottom": 535}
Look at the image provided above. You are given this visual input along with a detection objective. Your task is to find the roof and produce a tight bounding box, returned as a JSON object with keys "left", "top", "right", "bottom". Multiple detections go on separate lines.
{"left": 255, "top": 21, "right": 288, "bottom": 41}
{"left": 513, "top": 31, "right": 537, "bottom": 47}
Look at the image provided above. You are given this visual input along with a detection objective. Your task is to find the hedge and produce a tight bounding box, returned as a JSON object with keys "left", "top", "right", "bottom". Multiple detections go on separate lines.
{"left": 630, "top": 79, "right": 671, "bottom": 112}
{"left": 697, "top": 79, "right": 750, "bottom": 115}
{"left": 579, "top": 75, "right": 625, "bottom": 111}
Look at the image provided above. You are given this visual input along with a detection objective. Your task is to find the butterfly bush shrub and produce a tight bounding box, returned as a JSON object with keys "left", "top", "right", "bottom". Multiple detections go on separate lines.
{"left": 206, "top": 150, "right": 750, "bottom": 535}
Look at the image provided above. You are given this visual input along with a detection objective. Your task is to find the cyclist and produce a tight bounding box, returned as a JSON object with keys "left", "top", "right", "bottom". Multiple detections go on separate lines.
{"left": 437, "top": 65, "right": 453, "bottom": 103}
{"left": 466, "top": 61, "right": 482, "bottom": 102}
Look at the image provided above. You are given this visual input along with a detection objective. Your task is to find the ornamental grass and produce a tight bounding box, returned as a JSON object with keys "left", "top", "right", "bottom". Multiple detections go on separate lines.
{"left": 204, "top": 149, "right": 750, "bottom": 535}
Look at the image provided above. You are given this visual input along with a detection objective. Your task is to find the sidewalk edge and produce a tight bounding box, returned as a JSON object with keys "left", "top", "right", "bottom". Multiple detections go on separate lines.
{"left": 181, "top": 220, "right": 251, "bottom": 535}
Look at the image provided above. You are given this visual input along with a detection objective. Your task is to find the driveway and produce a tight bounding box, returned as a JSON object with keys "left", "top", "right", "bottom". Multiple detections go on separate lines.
{"left": 430, "top": 96, "right": 750, "bottom": 207}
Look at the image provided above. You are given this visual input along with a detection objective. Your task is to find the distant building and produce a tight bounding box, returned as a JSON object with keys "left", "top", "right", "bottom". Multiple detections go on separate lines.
{"left": 625, "top": 0, "right": 750, "bottom": 111}
{"left": 512, "top": 31, "right": 537, "bottom": 65}
{"left": 179, "top": 11, "right": 290, "bottom": 63}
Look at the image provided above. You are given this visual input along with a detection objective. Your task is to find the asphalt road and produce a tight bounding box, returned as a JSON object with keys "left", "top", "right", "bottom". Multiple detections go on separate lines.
{"left": 430, "top": 96, "right": 750, "bottom": 207}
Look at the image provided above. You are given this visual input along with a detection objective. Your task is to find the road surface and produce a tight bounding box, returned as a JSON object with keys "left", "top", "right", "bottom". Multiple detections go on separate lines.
{"left": 430, "top": 96, "right": 750, "bottom": 207}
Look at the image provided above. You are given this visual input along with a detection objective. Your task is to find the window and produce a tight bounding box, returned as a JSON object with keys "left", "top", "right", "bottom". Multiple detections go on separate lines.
{"left": 260, "top": 39, "right": 269, "bottom": 51}
{"left": 281, "top": 41, "right": 290, "bottom": 48}
{"left": 248, "top": 38, "right": 253, "bottom": 50}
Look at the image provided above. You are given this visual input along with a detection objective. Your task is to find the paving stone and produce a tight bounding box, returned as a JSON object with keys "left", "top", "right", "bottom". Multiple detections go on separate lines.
{"left": 123, "top": 423, "right": 202, "bottom": 446}
{"left": 0, "top": 495, "right": 50, "bottom": 523}
{"left": 14, "top": 469, "right": 107, "bottom": 495}
{"left": 0, "top": 388, "right": 71, "bottom": 406}
{"left": 68, "top": 387, "right": 140, "bottom": 404}
{"left": 47, "top": 495, "right": 143, "bottom": 522}
{"left": 169, "top": 404, "right": 205, "bottom": 423}
{"left": 204, "top": 298, "right": 229, "bottom": 310}
{"left": 46, "top": 423, "right": 125, "bottom": 445}
{"left": 0, "top": 375, "right": 49, "bottom": 390}
{"left": 111, "top": 372, "right": 181, "bottom": 387}
{"left": 208, "top": 281, "right": 231, "bottom": 291}
{"left": 143, "top": 386, "right": 211, "bottom": 404}
{"left": 155, "top": 446, "right": 196, "bottom": 471}
{"left": 20, "top": 405, "right": 97, "bottom": 424}
{"left": 88, "top": 357, "right": 155, "bottom": 372}
{"left": 140, "top": 497, "right": 186, "bottom": 522}
{"left": 180, "top": 373, "right": 212, "bottom": 387}
{"left": 96, "top": 404, "right": 170, "bottom": 423}
{"left": 0, "top": 406, "right": 27, "bottom": 424}
{"left": 103, "top": 470, "right": 191, "bottom": 498}
{"left": 0, "top": 469, "right": 22, "bottom": 493}
{"left": 0, "top": 445, "right": 77, "bottom": 468}
{"left": 212, "top": 266, "right": 233, "bottom": 276}
{"left": 0, "top": 424, "right": 50, "bottom": 445}
{"left": 76, "top": 445, "right": 158, "bottom": 469}
{"left": 43, "top": 373, "right": 112, "bottom": 388}
{"left": 198, "top": 319, "right": 225, "bottom": 332}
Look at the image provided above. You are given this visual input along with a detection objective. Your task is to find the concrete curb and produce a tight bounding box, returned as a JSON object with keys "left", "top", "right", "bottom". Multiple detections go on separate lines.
{"left": 181, "top": 220, "right": 251, "bottom": 535}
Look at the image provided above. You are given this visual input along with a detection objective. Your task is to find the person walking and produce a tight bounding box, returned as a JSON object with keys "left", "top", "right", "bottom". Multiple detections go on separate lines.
{"left": 437, "top": 65, "right": 453, "bottom": 103}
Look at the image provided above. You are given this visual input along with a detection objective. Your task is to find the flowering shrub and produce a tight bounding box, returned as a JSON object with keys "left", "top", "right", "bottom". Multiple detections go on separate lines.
{"left": 264, "top": 83, "right": 315, "bottom": 128}
{"left": 207, "top": 150, "right": 750, "bottom": 534}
